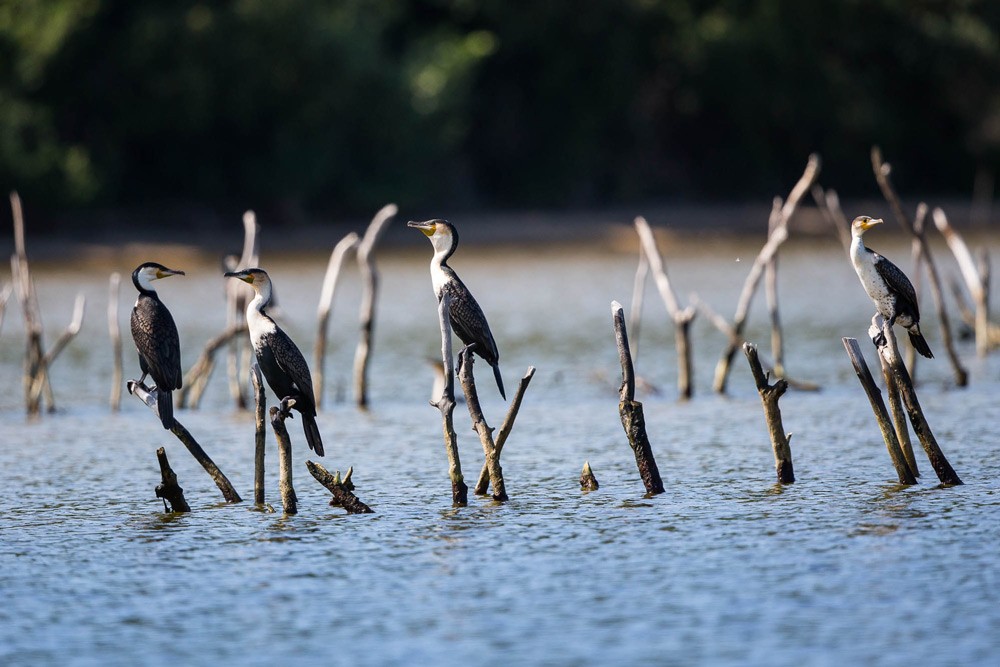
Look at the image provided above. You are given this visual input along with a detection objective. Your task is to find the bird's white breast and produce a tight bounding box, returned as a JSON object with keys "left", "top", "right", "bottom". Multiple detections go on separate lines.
{"left": 246, "top": 300, "right": 277, "bottom": 350}
{"left": 851, "top": 238, "right": 892, "bottom": 306}
{"left": 430, "top": 261, "right": 449, "bottom": 297}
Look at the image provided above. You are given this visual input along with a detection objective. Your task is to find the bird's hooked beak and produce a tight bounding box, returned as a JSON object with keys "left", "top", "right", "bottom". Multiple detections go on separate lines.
{"left": 407, "top": 220, "right": 437, "bottom": 237}
{"left": 157, "top": 268, "right": 185, "bottom": 279}
{"left": 860, "top": 217, "right": 883, "bottom": 232}
{"left": 224, "top": 270, "right": 254, "bottom": 284}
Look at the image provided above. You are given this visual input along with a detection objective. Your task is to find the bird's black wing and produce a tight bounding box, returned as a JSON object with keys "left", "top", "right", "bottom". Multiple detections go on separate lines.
{"left": 441, "top": 278, "right": 499, "bottom": 366}
{"left": 268, "top": 327, "right": 317, "bottom": 412}
{"left": 873, "top": 253, "right": 920, "bottom": 319}
{"left": 130, "top": 295, "right": 183, "bottom": 389}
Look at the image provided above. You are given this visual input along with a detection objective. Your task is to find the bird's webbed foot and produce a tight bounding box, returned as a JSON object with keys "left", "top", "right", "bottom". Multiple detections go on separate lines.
{"left": 871, "top": 330, "right": 887, "bottom": 348}
{"left": 278, "top": 396, "right": 297, "bottom": 418}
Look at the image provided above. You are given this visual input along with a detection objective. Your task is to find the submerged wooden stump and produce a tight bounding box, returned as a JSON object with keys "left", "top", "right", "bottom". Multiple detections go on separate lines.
{"left": 743, "top": 343, "right": 795, "bottom": 484}
{"left": 306, "top": 462, "right": 374, "bottom": 514}
{"left": 580, "top": 461, "right": 599, "bottom": 491}
{"left": 154, "top": 447, "right": 191, "bottom": 513}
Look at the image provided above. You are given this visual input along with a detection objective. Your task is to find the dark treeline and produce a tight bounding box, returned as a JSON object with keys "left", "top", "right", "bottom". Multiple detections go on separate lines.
{"left": 2, "top": 1, "right": 999, "bottom": 227}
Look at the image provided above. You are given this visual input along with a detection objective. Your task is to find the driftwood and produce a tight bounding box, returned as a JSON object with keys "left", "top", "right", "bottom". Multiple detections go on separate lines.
{"left": 155, "top": 447, "right": 191, "bottom": 513}
{"left": 868, "top": 316, "right": 962, "bottom": 486}
{"left": 611, "top": 300, "right": 664, "bottom": 495}
{"left": 743, "top": 343, "right": 794, "bottom": 484}
{"left": 313, "top": 231, "right": 360, "bottom": 406}
{"left": 108, "top": 273, "right": 123, "bottom": 411}
{"left": 713, "top": 154, "right": 820, "bottom": 393}
{"left": 458, "top": 345, "right": 508, "bottom": 501}
{"left": 252, "top": 362, "right": 267, "bottom": 505}
{"left": 580, "top": 461, "right": 599, "bottom": 491}
{"left": 431, "top": 293, "right": 468, "bottom": 505}
{"left": 269, "top": 400, "right": 298, "bottom": 514}
{"left": 871, "top": 148, "right": 967, "bottom": 385}
{"left": 128, "top": 380, "right": 243, "bottom": 502}
{"left": 842, "top": 338, "right": 918, "bottom": 485}
{"left": 933, "top": 207, "right": 997, "bottom": 355}
{"left": 306, "top": 462, "right": 374, "bottom": 514}
{"left": 474, "top": 365, "right": 535, "bottom": 495}
{"left": 633, "top": 216, "right": 696, "bottom": 399}
{"left": 178, "top": 324, "right": 248, "bottom": 408}
{"left": 353, "top": 203, "right": 397, "bottom": 408}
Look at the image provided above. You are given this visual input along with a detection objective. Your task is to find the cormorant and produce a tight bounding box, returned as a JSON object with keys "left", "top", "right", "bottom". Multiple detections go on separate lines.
{"left": 408, "top": 219, "right": 506, "bottom": 399}
{"left": 130, "top": 262, "right": 185, "bottom": 429}
{"left": 850, "top": 215, "right": 933, "bottom": 358}
{"left": 225, "top": 268, "right": 325, "bottom": 455}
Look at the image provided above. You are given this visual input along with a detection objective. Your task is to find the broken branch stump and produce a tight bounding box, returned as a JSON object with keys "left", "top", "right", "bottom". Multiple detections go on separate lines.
{"left": 269, "top": 401, "right": 298, "bottom": 514}
{"left": 353, "top": 203, "right": 397, "bottom": 409}
{"left": 611, "top": 301, "right": 664, "bottom": 495}
{"left": 314, "top": 231, "right": 360, "bottom": 406}
{"left": 743, "top": 342, "right": 795, "bottom": 484}
{"left": 252, "top": 362, "right": 267, "bottom": 505}
{"left": 306, "top": 462, "right": 374, "bottom": 514}
{"left": 432, "top": 292, "right": 468, "bottom": 506}
{"left": 474, "top": 365, "right": 535, "bottom": 496}
{"left": 580, "top": 461, "right": 599, "bottom": 491}
{"left": 458, "top": 345, "right": 508, "bottom": 502}
{"left": 155, "top": 447, "right": 191, "bottom": 513}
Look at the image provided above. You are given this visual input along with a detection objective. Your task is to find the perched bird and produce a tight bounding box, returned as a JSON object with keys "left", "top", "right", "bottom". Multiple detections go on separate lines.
{"left": 850, "top": 215, "right": 933, "bottom": 358}
{"left": 408, "top": 219, "right": 506, "bottom": 399}
{"left": 225, "top": 268, "right": 325, "bottom": 455}
{"left": 130, "top": 262, "right": 185, "bottom": 428}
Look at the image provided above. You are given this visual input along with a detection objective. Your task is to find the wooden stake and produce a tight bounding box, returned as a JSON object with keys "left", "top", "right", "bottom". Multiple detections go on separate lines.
{"left": 431, "top": 292, "right": 468, "bottom": 506}
{"left": 458, "top": 345, "right": 507, "bottom": 501}
{"left": 270, "top": 400, "right": 298, "bottom": 514}
{"left": 580, "top": 460, "right": 599, "bottom": 491}
{"left": 876, "top": 344, "right": 919, "bottom": 477}
{"left": 634, "top": 216, "right": 697, "bottom": 399}
{"left": 251, "top": 362, "right": 267, "bottom": 505}
{"left": 155, "top": 447, "right": 191, "bottom": 512}
{"left": 108, "top": 273, "right": 123, "bottom": 411}
{"left": 474, "top": 366, "right": 535, "bottom": 495}
{"left": 842, "top": 338, "right": 917, "bottom": 485}
{"left": 743, "top": 342, "right": 795, "bottom": 484}
{"left": 868, "top": 316, "right": 962, "bottom": 486}
{"left": 313, "top": 231, "right": 360, "bottom": 406}
{"left": 305, "top": 462, "right": 374, "bottom": 514}
{"left": 353, "top": 203, "right": 397, "bottom": 409}
{"left": 127, "top": 380, "right": 243, "bottom": 502}
{"left": 611, "top": 300, "right": 664, "bottom": 495}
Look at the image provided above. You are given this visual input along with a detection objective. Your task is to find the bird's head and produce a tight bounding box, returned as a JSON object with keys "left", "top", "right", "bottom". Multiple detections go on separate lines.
{"left": 408, "top": 219, "right": 458, "bottom": 256}
{"left": 225, "top": 268, "right": 272, "bottom": 298}
{"left": 132, "top": 262, "right": 185, "bottom": 292}
{"left": 851, "top": 215, "right": 883, "bottom": 238}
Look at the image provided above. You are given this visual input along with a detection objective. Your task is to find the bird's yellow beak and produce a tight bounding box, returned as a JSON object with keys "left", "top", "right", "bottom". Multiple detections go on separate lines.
{"left": 861, "top": 217, "right": 884, "bottom": 231}
{"left": 156, "top": 268, "right": 185, "bottom": 279}
{"left": 407, "top": 220, "right": 437, "bottom": 237}
{"left": 223, "top": 271, "right": 253, "bottom": 284}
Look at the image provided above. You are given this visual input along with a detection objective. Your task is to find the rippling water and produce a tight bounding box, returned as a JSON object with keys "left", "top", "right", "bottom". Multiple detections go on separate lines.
{"left": 2, "top": 230, "right": 999, "bottom": 665}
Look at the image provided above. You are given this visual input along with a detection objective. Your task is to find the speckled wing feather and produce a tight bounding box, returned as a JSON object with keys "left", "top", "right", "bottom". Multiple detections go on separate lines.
{"left": 130, "top": 295, "right": 182, "bottom": 389}
{"left": 873, "top": 252, "right": 920, "bottom": 320}
{"left": 267, "top": 328, "right": 317, "bottom": 413}
{"left": 440, "top": 277, "right": 499, "bottom": 365}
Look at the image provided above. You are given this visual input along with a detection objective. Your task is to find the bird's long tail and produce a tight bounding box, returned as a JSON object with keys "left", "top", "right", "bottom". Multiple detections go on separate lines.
{"left": 158, "top": 389, "right": 175, "bottom": 429}
{"left": 909, "top": 327, "right": 934, "bottom": 359}
{"left": 493, "top": 363, "right": 506, "bottom": 400}
{"left": 303, "top": 413, "right": 325, "bottom": 457}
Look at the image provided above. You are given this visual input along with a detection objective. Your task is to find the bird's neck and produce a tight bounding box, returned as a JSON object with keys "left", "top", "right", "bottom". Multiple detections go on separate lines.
{"left": 430, "top": 254, "right": 454, "bottom": 296}
{"left": 849, "top": 234, "right": 869, "bottom": 266}
{"left": 246, "top": 292, "right": 276, "bottom": 344}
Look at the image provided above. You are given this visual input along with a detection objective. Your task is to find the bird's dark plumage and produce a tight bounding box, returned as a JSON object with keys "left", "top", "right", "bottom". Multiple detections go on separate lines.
{"left": 130, "top": 262, "right": 184, "bottom": 429}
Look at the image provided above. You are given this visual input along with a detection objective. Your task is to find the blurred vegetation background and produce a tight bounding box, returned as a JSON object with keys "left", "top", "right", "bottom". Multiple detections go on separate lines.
{"left": 1, "top": 0, "right": 999, "bottom": 230}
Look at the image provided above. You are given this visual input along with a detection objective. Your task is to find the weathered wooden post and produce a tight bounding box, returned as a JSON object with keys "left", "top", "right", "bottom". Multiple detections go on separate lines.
{"left": 128, "top": 380, "right": 243, "bottom": 502}
{"left": 743, "top": 342, "right": 795, "bottom": 484}
{"left": 842, "top": 337, "right": 917, "bottom": 484}
{"left": 458, "top": 345, "right": 508, "bottom": 502}
{"left": 269, "top": 400, "right": 298, "bottom": 514}
{"left": 611, "top": 300, "right": 664, "bottom": 495}
{"left": 431, "top": 292, "right": 468, "bottom": 506}
{"left": 353, "top": 203, "right": 397, "bottom": 409}
{"left": 155, "top": 447, "right": 191, "bottom": 513}
{"left": 314, "top": 231, "right": 360, "bottom": 406}
{"left": 251, "top": 362, "right": 267, "bottom": 505}
{"left": 474, "top": 366, "right": 535, "bottom": 496}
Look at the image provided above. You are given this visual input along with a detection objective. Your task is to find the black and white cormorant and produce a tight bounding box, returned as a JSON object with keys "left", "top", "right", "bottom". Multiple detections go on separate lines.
{"left": 130, "top": 262, "right": 185, "bottom": 429}
{"left": 850, "top": 215, "right": 933, "bottom": 358}
{"left": 408, "top": 219, "right": 506, "bottom": 399}
{"left": 225, "top": 268, "right": 325, "bottom": 456}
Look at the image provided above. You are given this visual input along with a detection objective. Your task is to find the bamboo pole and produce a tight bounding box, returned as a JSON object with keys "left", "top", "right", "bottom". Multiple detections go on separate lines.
{"left": 127, "top": 380, "right": 243, "bottom": 502}
{"left": 868, "top": 316, "right": 962, "bottom": 485}
{"left": 842, "top": 338, "right": 917, "bottom": 485}
{"left": 251, "top": 362, "right": 267, "bottom": 505}
{"left": 305, "top": 462, "right": 374, "bottom": 514}
{"left": 633, "top": 216, "right": 697, "bottom": 399}
{"left": 108, "top": 273, "right": 123, "bottom": 411}
{"left": 713, "top": 154, "right": 819, "bottom": 393}
{"left": 580, "top": 461, "right": 599, "bottom": 491}
{"left": 871, "top": 148, "right": 967, "bottom": 385}
{"left": 353, "top": 204, "right": 398, "bottom": 408}
{"left": 270, "top": 400, "right": 298, "bottom": 514}
{"left": 314, "top": 231, "right": 360, "bottom": 406}
{"left": 743, "top": 342, "right": 794, "bottom": 484}
{"left": 457, "top": 345, "right": 508, "bottom": 502}
{"left": 155, "top": 447, "right": 191, "bottom": 513}
{"left": 432, "top": 292, "right": 468, "bottom": 506}
{"left": 474, "top": 365, "right": 535, "bottom": 495}
{"left": 611, "top": 300, "right": 664, "bottom": 495}
{"left": 932, "top": 207, "right": 995, "bottom": 356}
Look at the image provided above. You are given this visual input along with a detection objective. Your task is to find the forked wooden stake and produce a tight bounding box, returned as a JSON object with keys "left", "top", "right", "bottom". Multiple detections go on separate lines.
{"left": 458, "top": 345, "right": 508, "bottom": 502}
{"left": 743, "top": 343, "right": 794, "bottom": 484}
{"left": 474, "top": 366, "right": 535, "bottom": 496}
{"left": 353, "top": 203, "right": 397, "bottom": 408}
{"left": 314, "top": 231, "right": 360, "bottom": 406}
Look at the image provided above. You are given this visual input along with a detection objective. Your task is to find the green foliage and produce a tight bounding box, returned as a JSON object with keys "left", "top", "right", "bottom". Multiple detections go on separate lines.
{"left": 1, "top": 0, "right": 998, "bottom": 216}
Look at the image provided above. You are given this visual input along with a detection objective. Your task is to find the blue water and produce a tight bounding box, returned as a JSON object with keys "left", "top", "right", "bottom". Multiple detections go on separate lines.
{"left": 2, "top": 231, "right": 999, "bottom": 665}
